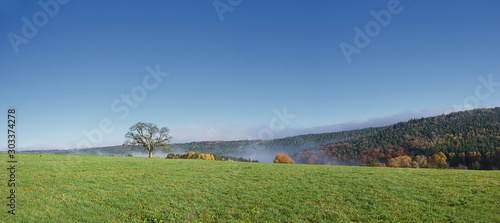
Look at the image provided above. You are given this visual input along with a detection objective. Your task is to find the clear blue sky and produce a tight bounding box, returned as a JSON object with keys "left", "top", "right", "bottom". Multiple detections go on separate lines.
{"left": 1, "top": 0, "right": 499, "bottom": 150}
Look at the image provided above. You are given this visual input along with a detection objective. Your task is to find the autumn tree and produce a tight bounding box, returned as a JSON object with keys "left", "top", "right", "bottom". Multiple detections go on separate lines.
{"left": 428, "top": 152, "right": 448, "bottom": 169}
{"left": 198, "top": 153, "right": 215, "bottom": 160}
{"left": 437, "top": 152, "right": 449, "bottom": 169}
{"left": 414, "top": 155, "right": 427, "bottom": 168}
{"left": 273, "top": 153, "right": 295, "bottom": 164}
{"left": 123, "top": 122, "right": 172, "bottom": 158}
{"left": 388, "top": 156, "right": 412, "bottom": 168}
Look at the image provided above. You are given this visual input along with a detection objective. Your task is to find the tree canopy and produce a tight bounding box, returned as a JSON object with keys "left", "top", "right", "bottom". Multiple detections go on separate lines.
{"left": 123, "top": 122, "right": 172, "bottom": 158}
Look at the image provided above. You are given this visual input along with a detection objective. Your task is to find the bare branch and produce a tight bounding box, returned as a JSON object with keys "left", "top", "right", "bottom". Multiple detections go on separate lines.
{"left": 123, "top": 122, "right": 172, "bottom": 158}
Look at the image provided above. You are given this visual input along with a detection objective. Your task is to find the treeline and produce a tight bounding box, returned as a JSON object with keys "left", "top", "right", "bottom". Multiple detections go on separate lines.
{"left": 165, "top": 151, "right": 258, "bottom": 162}
{"left": 293, "top": 108, "right": 500, "bottom": 170}
{"left": 169, "top": 141, "right": 256, "bottom": 156}
{"left": 362, "top": 151, "right": 500, "bottom": 170}
{"left": 258, "top": 127, "right": 382, "bottom": 150}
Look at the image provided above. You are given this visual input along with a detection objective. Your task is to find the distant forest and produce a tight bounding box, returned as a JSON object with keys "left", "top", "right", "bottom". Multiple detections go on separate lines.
{"left": 293, "top": 108, "right": 500, "bottom": 170}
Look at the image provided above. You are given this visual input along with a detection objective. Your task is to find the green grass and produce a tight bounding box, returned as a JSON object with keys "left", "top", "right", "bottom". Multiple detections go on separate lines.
{"left": 1, "top": 154, "right": 499, "bottom": 222}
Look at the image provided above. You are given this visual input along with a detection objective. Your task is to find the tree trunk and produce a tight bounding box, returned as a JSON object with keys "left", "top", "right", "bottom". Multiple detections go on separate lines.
{"left": 149, "top": 150, "right": 152, "bottom": 158}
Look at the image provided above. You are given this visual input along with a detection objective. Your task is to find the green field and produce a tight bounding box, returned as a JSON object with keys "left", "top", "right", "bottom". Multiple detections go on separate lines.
{"left": 1, "top": 154, "right": 499, "bottom": 222}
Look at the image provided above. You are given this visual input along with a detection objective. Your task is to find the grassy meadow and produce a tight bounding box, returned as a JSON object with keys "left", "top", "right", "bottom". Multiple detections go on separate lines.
{"left": 1, "top": 154, "right": 499, "bottom": 222}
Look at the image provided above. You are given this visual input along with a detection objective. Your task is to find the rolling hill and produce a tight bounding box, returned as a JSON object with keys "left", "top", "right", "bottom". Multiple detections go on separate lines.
{"left": 293, "top": 107, "right": 500, "bottom": 169}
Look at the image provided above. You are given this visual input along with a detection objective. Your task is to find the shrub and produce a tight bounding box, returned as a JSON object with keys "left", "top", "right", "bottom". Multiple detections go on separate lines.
{"left": 273, "top": 153, "right": 295, "bottom": 164}
{"left": 198, "top": 153, "right": 215, "bottom": 160}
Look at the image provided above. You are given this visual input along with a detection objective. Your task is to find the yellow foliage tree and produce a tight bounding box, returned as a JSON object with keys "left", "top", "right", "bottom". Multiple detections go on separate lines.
{"left": 437, "top": 152, "right": 449, "bottom": 169}
{"left": 198, "top": 153, "right": 215, "bottom": 160}
{"left": 388, "top": 156, "right": 412, "bottom": 168}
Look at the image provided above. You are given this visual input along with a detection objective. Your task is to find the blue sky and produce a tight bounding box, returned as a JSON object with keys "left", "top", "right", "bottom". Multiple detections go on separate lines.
{"left": 1, "top": 0, "right": 499, "bottom": 150}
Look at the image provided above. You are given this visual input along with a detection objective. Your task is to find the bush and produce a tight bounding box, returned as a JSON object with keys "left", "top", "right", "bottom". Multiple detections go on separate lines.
{"left": 273, "top": 153, "right": 295, "bottom": 164}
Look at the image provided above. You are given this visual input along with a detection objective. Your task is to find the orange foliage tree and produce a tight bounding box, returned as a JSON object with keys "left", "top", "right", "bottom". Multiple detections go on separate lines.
{"left": 273, "top": 153, "right": 295, "bottom": 164}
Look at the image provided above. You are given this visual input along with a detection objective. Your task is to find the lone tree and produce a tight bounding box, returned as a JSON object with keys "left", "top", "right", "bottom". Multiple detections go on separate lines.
{"left": 123, "top": 122, "right": 172, "bottom": 158}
